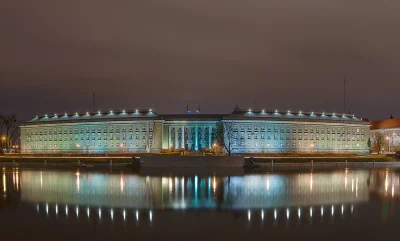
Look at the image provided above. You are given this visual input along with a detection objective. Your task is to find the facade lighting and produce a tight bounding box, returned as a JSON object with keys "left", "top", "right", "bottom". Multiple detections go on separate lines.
{"left": 287, "top": 110, "right": 290, "bottom": 114}
{"left": 86, "top": 112, "right": 89, "bottom": 115}
{"left": 54, "top": 114, "right": 57, "bottom": 117}
{"left": 75, "top": 113, "right": 78, "bottom": 116}
{"left": 44, "top": 114, "right": 48, "bottom": 118}
{"left": 122, "top": 110, "right": 126, "bottom": 113}
{"left": 149, "top": 109, "right": 152, "bottom": 112}
{"left": 322, "top": 112, "right": 325, "bottom": 115}
{"left": 135, "top": 109, "right": 138, "bottom": 113}
{"left": 98, "top": 111, "right": 101, "bottom": 115}
{"left": 275, "top": 110, "right": 278, "bottom": 113}
{"left": 299, "top": 111, "right": 302, "bottom": 114}
{"left": 110, "top": 110, "right": 113, "bottom": 114}
{"left": 248, "top": 109, "right": 252, "bottom": 112}
{"left": 311, "top": 112, "right": 314, "bottom": 115}
{"left": 262, "top": 109, "right": 265, "bottom": 113}
{"left": 64, "top": 113, "right": 67, "bottom": 117}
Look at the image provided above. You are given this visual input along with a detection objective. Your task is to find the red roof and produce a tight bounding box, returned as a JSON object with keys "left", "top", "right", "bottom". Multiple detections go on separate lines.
{"left": 370, "top": 118, "right": 400, "bottom": 130}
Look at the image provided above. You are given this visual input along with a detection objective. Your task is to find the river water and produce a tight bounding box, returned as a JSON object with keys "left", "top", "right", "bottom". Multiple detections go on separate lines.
{"left": 0, "top": 166, "right": 399, "bottom": 241}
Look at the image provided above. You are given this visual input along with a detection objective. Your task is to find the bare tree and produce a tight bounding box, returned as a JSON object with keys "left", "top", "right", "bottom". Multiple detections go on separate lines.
{"left": 0, "top": 114, "right": 19, "bottom": 154}
{"left": 215, "top": 121, "right": 237, "bottom": 156}
{"left": 373, "top": 131, "right": 383, "bottom": 153}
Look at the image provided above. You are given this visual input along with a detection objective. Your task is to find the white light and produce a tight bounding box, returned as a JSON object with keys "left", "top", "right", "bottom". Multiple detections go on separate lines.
{"left": 149, "top": 109, "right": 152, "bottom": 112}
{"left": 341, "top": 205, "right": 344, "bottom": 215}
{"left": 149, "top": 210, "right": 153, "bottom": 222}
{"left": 66, "top": 205, "right": 68, "bottom": 216}
{"left": 64, "top": 113, "right": 67, "bottom": 117}
{"left": 321, "top": 207, "right": 324, "bottom": 216}
{"left": 87, "top": 207, "right": 90, "bottom": 218}
{"left": 111, "top": 209, "right": 114, "bottom": 220}
{"left": 274, "top": 209, "right": 277, "bottom": 220}
{"left": 311, "top": 112, "right": 314, "bottom": 115}
{"left": 261, "top": 210, "right": 264, "bottom": 221}
{"left": 99, "top": 208, "right": 102, "bottom": 219}
{"left": 46, "top": 203, "right": 49, "bottom": 215}
{"left": 286, "top": 209, "right": 290, "bottom": 219}
{"left": 75, "top": 112, "right": 78, "bottom": 116}
{"left": 331, "top": 205, "right": 334, "bottom": 216}
{"left": 298, "top": 208, "right": 301, "bottom": 218}
{"left": 310, "top": 207, "right": 313, "bottom": 217}
{"left": 45, "top": 114, "right": 48, "bottom": 118}
{"left": 248, "top": 109, "right": 252, "bottom": 112}
{"left": 262, "top": 109, "right": 265, "bottom": 113}
{"left": 86, "top": 112, "right": 89, "bottom": 115}
{"left": 136, "top": 210, "right": 139, "bottom": 221}
{"left": 110, "top": 110, "right": 113, "bottom": 114}
{"left": 54, "top": 113, "right": 57, "bottom": 117}
{"left": 122, "top": 110, "right": 126, "bottom": 113}
{"left": 56, "top": 204, "right": 58, "bottom": 215}
{"left": 299, "top": 111, "right": 302, "bottom": 114}
{"left": 248, "top": 210, "right": 251, "bottom": 221}
{"left": 37, "top": 204, "right": 39, "bottom": 213}
{"left": 287, "top": 110, "right": 290, "bottom": 113}
{"left": 351, "top": 205, "right": 354, "bottom": 214}
{"left": 76, "top": 206, "right": 79, "bottom": 216}
{"left": 322, "top": 112, "right": 325, "bottom": 115}
{"left": 333, "top": 113, "right": 336, "bottom": 116}
{"left": 135, "top": 109, "right": 138, "bottom": 113}
{"left": 98, "top": 111, "right": 101, "bottom": 114}
{"left": 123, "top": 210, "right": 126, "bottom": 221}
{"left": 275, "top": 110, "right": 278, "bottom": 113}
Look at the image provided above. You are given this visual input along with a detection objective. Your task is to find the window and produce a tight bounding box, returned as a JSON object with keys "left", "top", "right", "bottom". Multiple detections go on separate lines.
{"left": 241, "top": 125, "right": 244, "bottom": 131}
{"left": 248, "top": 125, "right": 252, "bottom": 131}
{"left": 254, "top": 126, "right": 258, "bottom": 131}
{"left": 142, "top": 134, "right": 146, "bottom": 139}
{"left": 104, "top": 133, "right": 107, "bottom": 140}
{"left": 292, "top": 134, "right": 296, "bottom": 140}
{"left": 92, "top": 134, "right": 95, "bottom": 140}
{"left": 316, "top": 127, "right": 319, "bottom": 132}
{"left": 310, "top": 126, "right": 314, "bottom": 132}
{"left": 286, "top": 126, "right": 290, "bottom": 132}
{"left": 316, "top": 134, "right": 319, "bottom": 140}
{"left": 298, "top": 126, "right": 302, "bottom": 132}
{"left": 129, "top": 133, "right": 133, "bottom": 140}
{"left": 274, "top": 126, "right": 278, "bottom": 131}
{"left": 110, "top": 133, "right": 114, "bottom": 140}
{"left": 280, "top": 133, "right": 284, "bottom": 140}
{"left": 110, "top": 126, "right": 114, "bottom": 132}
{"left": 116, "top": 126, "right": 120, "bottom": 132}
{"left": 92, "top": 126, "right": 95, "bottom": 132}
{"left": 305, "top": 126, "right": 308, "bottom": 132}
{"left": 129, "top": 125, "right": 133, "bottom": 131}
{"left": 142, "top": 125, "right": 146, "bottom": 131}
{"left": 123, "top": 126, "right": 126, "bottom": 131}
{"left": 280, "top": 126, "right": 284, "bottom": 132}
{"left": 116, "top": 133, "right": 120, "bottom": 140}
{"left": 327, "top": 134, "right": 330, "bottom": 140}
{"left": 254, "top": 133, "right": 258, "bottom": 139}
{"left": 86, "top": 127, "right": 89, "bottom": 132}
{"left": 248, "top": 133, "right": 251, "bottom": 139}
{"left": 305, "top": 133, "right": 308, "bottom": 140}
{"left": 293, "top": 125, "right": 297, "bottom": 132}
{"left": 261, "top": 125, "right": 265, "bottom": 131}
{"left": 98, "top": 133, "right": 101, "bottom": 140}
{"left": 293, "top": 143, "right": 296, "bottom": 148}
{"left": 321, "top": 134, "right": 325, "bottom": 140}
{"left": 274, "top": 133, "right": 278, "bottom": 140}
{"left": 286, "top": 133, "right": 290, "bottom": 140}
{"left": 299, "top": 133, "right": 302, "bottom": 140}
{"left": 261, "top": 133, "right": 264, "bottom": 139}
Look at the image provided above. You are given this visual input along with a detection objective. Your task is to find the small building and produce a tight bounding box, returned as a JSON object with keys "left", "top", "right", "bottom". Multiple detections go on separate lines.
{"left": 370, "top": 118, "right": 400, "bottom": 153}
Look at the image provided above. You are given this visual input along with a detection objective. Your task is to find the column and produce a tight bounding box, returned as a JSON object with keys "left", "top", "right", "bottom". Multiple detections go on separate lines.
{"left": 209, "top": 126, "right": 212, "bottom": 148}
{"left": 175, "top": 127, "right": 178, "bottom": 148}
{"left": 181, "top": 126, "right": 185, "bottom": 149}
{"left": 168, "top": 126, "right": 171, "bottom": 149}
{"left": 195, "top": 126, "right": 198, "bottom": 151}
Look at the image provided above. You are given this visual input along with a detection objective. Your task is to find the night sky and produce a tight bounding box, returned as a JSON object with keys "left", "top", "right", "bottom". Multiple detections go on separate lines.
{"left": 1, "top": 0, "right": 399, "bottom": 122}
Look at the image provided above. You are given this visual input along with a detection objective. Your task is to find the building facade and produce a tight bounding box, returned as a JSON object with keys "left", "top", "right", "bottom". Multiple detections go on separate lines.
{"left": 20, "top": 108, "right": 370, "bottom": 154}
{"left": 370, "top": 118, "right": 400, "bottom": 153}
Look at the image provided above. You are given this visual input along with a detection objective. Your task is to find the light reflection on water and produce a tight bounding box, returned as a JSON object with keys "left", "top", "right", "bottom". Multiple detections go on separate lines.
{"left": 1, "top": 167, "right": 400, "bottom": 226}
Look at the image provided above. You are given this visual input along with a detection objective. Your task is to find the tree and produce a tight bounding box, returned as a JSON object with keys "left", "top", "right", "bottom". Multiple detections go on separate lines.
{"left": 373, "top": 132, "right": 383, "bottom": 154}
{"left": 0, "top": 114, "right": 19, "bottom": 155}
{"left": 215, "top": 121, "right": 237, "bottom": 156}
{"left": 367, "top": 138, "right": 372, "bottom": 151}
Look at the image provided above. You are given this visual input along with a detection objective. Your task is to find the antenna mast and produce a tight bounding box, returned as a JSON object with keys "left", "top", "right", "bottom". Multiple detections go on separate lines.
{"left": 343, "top": 77, "right": 347, "bottom": 114}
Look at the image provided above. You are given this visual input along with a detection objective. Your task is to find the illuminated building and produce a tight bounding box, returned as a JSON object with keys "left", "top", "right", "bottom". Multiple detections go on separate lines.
{"left": 370, "top": 118, "right": 400, "bottom": 152}
{"left": 20, "top": 108, "right": 369, "bottom": 154}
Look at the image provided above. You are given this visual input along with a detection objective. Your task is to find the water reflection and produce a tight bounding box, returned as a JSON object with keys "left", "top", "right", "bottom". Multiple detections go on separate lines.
{"left": 0, "top": 167, "right": 400, "bottom": 226}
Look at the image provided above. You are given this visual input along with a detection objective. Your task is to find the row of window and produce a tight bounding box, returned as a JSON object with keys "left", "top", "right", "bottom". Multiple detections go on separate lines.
{"left": 25, "top": 124, "right": 153, "bottom": 135}
{"left": 234, "top": 142, "right": 365, "bottom": 149}
{"left": 233, "top": 133, "right": 365, "bottom": 141}
{"left": 26, "top": 141, "right": 152, "bottom": 149}
{"left": 234, "top": 124, "right": 365, "bottom": 134}
{"left": 26, "top": 133, "right": 153, "bottom": 142}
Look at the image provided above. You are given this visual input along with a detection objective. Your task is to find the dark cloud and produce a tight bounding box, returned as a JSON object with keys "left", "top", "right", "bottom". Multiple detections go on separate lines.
{"left": 1, "top": 0, "right": 399, "bottom": 121}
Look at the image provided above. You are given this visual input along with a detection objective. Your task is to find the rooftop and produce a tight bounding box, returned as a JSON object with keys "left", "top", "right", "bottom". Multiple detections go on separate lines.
{"left": 370, "top": 118, "right": 400, "bottom": 130}
{"left": 22, "top": 108, "right": 368, "bottom": 126}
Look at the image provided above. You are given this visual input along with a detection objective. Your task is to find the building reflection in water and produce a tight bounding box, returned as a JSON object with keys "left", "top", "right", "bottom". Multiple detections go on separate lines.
{"left": 0, "top": 167, "right": 399, "bottom": 224}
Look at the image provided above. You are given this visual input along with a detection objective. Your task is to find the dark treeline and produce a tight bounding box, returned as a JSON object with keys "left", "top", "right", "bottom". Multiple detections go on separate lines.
{"left": 0, "top": 114, "right": 19, "bottom": 155}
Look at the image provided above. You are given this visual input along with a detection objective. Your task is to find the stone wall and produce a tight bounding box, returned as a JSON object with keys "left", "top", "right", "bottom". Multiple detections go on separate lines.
{"left": 140, "top": 156, "right": 244, "bottom": 167}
